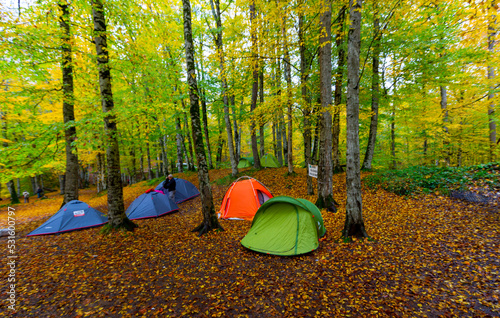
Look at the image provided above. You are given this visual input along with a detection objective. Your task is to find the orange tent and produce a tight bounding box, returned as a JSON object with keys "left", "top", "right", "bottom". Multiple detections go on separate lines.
{"left": 218, "top": 177, "right": 273, "bottom": 221}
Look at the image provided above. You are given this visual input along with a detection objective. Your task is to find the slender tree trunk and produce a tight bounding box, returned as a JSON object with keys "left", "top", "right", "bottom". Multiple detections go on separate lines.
{"left": 343, "top": 0, "right": 368, "bottom": 240}
{"left": 259, "top": 70, "right": 265, "bottom": 157}
{"left": 183, "top": 109, "right": 195, "bottom": 170}
{"left": 16, "top": 178, "right": 20, "bottom": 197}
{"left": 146, "top": 133, "right": 153, "bottom": 180}
{"left": 390, "top": 105, "right": 396, "bottom": 169}
{"left": 7, "top": 180, "right": 19, "bottom": 204}
{"left": 316, "top": 0, "right": 335, "bottom": 211}
{"left": 299, "top": 12, "right": 314, "bottom": 195}
{"left": 175, "top": 114, "right": 184, "bottom": 172}
{"left": 250, "top": 0, "right": 262, "bottom": 169}
{"left": 160, "top": 134, "right": 169, "bottom": 176}
{"left": 216, "top": 110, "right": 224, "bottom": 168}
{"left": 210, "top": 0, "right": 238, "bottom": 177}
{"left": 282, "top": 14, "right": 294, "bottom": 174}
{"left": 487, "top": 1, "right": 497, "bottom": 161}
{"left": 201, "top": 89, "right": 213, "bottom": 169}
{"left": 92, "top": 0, "right": 136, "bottom": 231}
{"left": 231, "top": 96, "right": 241, "bottom": 160}
{"left": 362, "top": 2, "right": 380, "bottom": 170}
{"left": 182, "top": 0, "right": 223, "bottom": 236}
{"left": 440, "top": 85, "right": 450, "bottom": 165}
{"left": 59, "top": 2, "right": 79, "bottom": 205}
{"left": 333, "top": 6, "right": 347, "bottom": 172}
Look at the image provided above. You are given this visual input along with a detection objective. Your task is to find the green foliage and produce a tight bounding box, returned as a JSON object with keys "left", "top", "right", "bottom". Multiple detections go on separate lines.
{"left": 364, "top": 163, "right": 500, "bottom": 196}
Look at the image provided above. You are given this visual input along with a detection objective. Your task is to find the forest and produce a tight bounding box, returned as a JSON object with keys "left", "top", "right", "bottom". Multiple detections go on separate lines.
{"left": 0, "top": 0, "right": 499, "bottom": 316}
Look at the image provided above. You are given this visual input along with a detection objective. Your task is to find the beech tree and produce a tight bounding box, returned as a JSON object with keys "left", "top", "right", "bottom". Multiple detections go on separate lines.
{"left": 182, "top": 0, "right": 223, "bottom": 236}
{"left": 91, "top": 0, "right": 136, "bottom": 231}
{"left": 343, "top": 0, "right": 369, "bottom": 240}
{"left": 59, "top": 2, "right": 79, "bottom": 205}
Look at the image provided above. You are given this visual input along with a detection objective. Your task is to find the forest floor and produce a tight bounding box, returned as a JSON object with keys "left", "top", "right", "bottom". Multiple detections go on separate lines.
{"left": 0, "top": 167, "right": 499, "bottom": 317}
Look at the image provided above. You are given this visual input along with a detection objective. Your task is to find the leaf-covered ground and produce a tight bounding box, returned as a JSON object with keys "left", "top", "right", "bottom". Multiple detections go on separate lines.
{"left": 1, "top": 168, "right": 499, "bottom": 317}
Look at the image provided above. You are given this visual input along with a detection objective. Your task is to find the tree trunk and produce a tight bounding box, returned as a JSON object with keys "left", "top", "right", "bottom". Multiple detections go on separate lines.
{"left": 160, "top": 134, "right": 169, "bottom": 177}
{"left": 282, "top": 13, "right": 293, "bottom": 174}
{"left": 250, "top": 0, "right": 262, "bottom": 170}
{"left": 96, "top": 152, "right": 106, "bottom": 193}
{"left": 175, "top": 114, "right": 184, "bottom": 173}
{"left": 146, "top": 136, "right": 153, "bottom": 180}
{"left": 333, "top": 6, "right": 347, "bottom": 173}
{"left": 182, "top": 0, "right": 223, "bottom": 236}
{"left": 216, "top": 110, "right": 224, "bottom": 168}
{"left": 259, "top": 70, "right": 265, "bottom": 157}
{"left": 210, "top": 0, "right": 238, "bottom": 177}
{"left": 7, "top": 180, "right": 19, "bottom": 204}
{"left": 316, "top": 0, "right": 335, "bottom": 211}
{"left": 183, "top": 109, "right": 195, "bottom": 170}
{"left": 231, "top": 96, "right": 241, "bottom": 160}
{"left": 92, "top": 0, "right": 136, "bottom": 231}
{"left": 30, "top": 177, "right": 36, "bottom": 194}
{"left": 276, "top": 57, "right": 283, "bottom": 167}
{"left": 201, "top": 89, "right": 213, "bottom": 169}
{"left": 440, "top": 85, "right": 450, "bottom": 165}
{"left": 59, "top": 2, "right": 79, "bottom": 205}
{"left": 362, "top": 2, "right": 380, "bottom": 170}
{"left": 16, "top": 178, "right": 20, "bottom": 197}
{"left": 487, "top": 1, "right": 497, "bottom": 161}
{"left": 299, "top": 12, "right": 314, "bottom": 195}
{"left": 343, "top": 0, "right": 368, "bottom": 240}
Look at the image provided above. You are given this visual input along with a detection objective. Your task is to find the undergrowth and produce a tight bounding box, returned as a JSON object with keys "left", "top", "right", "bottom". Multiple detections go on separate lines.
{"left": 363, "top": 162, "right": 500, "bottom": 196}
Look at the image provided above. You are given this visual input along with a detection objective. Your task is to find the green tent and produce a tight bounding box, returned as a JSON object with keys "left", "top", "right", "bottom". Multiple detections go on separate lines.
{"left": 261, "top": 153, "right": 280, "bottom": 168}
{"left": 237, "top": 157, "right": 254, "bottom": 168}
{"left": 241, "top": 196, "right": 324, "bottom": 256}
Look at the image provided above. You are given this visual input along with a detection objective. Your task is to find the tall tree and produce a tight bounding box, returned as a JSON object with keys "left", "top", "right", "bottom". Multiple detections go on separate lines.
{"left": 342, "top": 0, "right": 369, "bottom": 240}
{"left": 249, "top": 0, "right": 261, "bottom": 169}
{"left": 209, "top": 0, "right": 238, "bottom": 177}
{"left": 299, "top": 8, "right": 314, "bottom": 195}
{"left": 333, "top": 5, "right": 347, "bottom": 173}
{"left": 59, "top": 2, "right": 79, "bottom": 205}
{"left": 182, "top": 0, "right": 223, "bottom": 236}
{"left": 282, "top": 10, "right": 294, "bottom": 174}
{"left": 362, "top": 1, "right": 380, "bottom": 170}
{"left": 316, "top": 0, "right": 336, "bottom": 211}
{"left": 92, "top": 0, "right": 136, "bottom": 231}
{"left": 487, "top": 0, "right": 497, "bottom": 161}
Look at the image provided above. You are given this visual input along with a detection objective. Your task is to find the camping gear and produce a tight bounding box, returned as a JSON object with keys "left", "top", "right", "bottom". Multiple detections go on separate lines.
{"left": 155, "top": 178, "right": 200, "bottom": 203}
{"left": 218, "top": 176, "right": 273, "bottom": 221}
{"left": 27, "top": 200, "right": 108, "bottom": 236}
{"left": 237, "top": 157, "right": 254, "bottom": 168}
{"left": 241, "top": 196, "right": 323, "bottom": 256}
{"left": 126, "top": 191, "right": 179, "bottom": 220}
{"left": 260, "top": 153, "right": 280, "bottom": 168}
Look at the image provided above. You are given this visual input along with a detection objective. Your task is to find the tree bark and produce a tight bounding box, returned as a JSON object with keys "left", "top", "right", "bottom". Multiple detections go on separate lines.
{"left": 440, "top": 85, "right": 450, "bottom": 165}
{"left": 282, "top": 13, "right": 294, "bottom": 174}
{"left": 259, "top": 70, "right": 265, "bottom": 157}
{"left": 92, "top": 0, "right": 136, "bottom": 231}
{"left": 182, "top": 0, "right": 223, "bottom": 236}
{"left": 210, "top": 0, "right": 238, "bottom": 177}
{"left": 175, "top": 114, "right": 184, "bottom": 172}
{"left": 250, "top": 0, "right": 262, "bottom": 169}
{"left": 183, "top": 109, "right": 195, "bottom": 170}
{"left": 200, "top": 89, "right": 213, "bottom": 169}
{"left": 231, "top": 95, "right": 241, "bottom": 160}
{"left": 7, "top": 180, "right": 19, "bottom": 204}
{"left": 316, "top": 0, "right": 335, "bottom": 211}
{"left": 299, "top": 12, "right": 314, "bottom": 195}
{"left": 362, "top": 2, "right": 380, "bottom": 170}
{"left": 342, "top": 0, "right": 369, "bottom": 240}
{"left": 333, "top": 6, "right": 347, "bottom": 173}
{"left": 59, "top": 2, "right": 79, "bottom": 205}
{"left": 487, "top": 0, "right": 497, "bottom": 161}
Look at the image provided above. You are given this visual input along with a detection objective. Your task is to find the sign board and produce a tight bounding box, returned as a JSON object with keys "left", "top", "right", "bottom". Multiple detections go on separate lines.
{"left": 308, "top": 164, "right": 318, "bottom": 178}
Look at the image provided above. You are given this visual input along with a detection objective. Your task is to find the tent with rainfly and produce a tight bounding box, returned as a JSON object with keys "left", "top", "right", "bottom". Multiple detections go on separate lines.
{"left": 155, "top": 178, "right": 200, "bottom": 204}
{"left": 218, "top": 176, "right": 273, "bottom": 221}
{"left": 241, "top": 196, "right": 325, "bottom": 256}
{"left": 126, "top": 190, "right": 179, "bottom": 220}
{"left": 260, "top": 153, "right": 280, "bottom": 168}
{"left": 27, "top": 200, "right": 108, "bottom": 236}
{"left": 237, "top": 157, "right": 254, "bottom": 168}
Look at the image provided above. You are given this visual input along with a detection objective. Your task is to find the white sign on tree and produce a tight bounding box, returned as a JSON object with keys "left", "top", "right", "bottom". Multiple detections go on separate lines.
{"left": 308, "top": 164, "right": 318, "bottom": 178}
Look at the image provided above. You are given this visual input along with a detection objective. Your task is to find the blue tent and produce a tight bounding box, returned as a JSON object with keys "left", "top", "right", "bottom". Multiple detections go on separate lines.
{"left": 27, "top": 200, "right": 108, "bottom": 236}
{"left": 126, "top": 191, "right": 179, "bottom": 220}
{"left": 155, "top": 178, "right": 200, "bottom": 203}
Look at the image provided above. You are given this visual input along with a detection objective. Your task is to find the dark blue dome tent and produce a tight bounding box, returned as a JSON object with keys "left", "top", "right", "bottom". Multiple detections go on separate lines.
{"left": 27, "top": 200, "right": 108, "bottom": 236}
{"left": 155, "top": 178, "right": 200, "bottom": 203}
{"left": 125, "top": 191, "right": 179, "bottom": 220}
